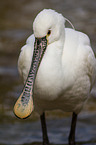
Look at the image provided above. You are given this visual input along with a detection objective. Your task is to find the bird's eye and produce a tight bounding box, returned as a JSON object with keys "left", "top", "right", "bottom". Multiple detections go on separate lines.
{"left": 47, "top": 30, "right": 51, "bottom": 36}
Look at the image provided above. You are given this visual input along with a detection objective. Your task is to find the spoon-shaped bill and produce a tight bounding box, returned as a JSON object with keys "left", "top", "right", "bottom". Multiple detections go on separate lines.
{"left": 14, "top": 36, "right": 47, "bottom": 119}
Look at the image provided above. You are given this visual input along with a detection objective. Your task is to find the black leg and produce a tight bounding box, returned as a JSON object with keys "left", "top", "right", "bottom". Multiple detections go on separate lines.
{"left": 40, "top": 112, "right": 49, "bottom": 145}
{"left": 68, "top": 112, "right": 77, "bottom": 145}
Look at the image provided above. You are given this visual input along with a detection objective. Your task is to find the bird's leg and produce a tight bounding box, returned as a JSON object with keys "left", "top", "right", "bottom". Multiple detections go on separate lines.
{"left": 68, "top": 112, "right": 77, "bottom": 145}
{"left": 40, "top": 112, "right": 49, "bottom": 145}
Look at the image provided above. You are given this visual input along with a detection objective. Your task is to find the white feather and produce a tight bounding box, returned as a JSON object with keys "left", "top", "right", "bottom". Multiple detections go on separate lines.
{"left": 18, "top": 9, "right": 96, "bottom": 115}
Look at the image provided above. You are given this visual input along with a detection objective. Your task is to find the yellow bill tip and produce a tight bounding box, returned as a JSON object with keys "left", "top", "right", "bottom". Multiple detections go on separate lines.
{"left": 13, "top": 93, "right": 34, "bottom": 119}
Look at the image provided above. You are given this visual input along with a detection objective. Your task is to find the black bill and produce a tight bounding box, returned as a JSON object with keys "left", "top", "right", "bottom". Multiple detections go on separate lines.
{"left": 14, "top": 36, "right": 47, "bottom": 119}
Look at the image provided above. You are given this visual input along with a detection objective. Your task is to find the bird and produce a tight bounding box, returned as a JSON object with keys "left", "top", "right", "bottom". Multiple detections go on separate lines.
{"left": 14, "top": 9, "right": 96, "bottom": 145}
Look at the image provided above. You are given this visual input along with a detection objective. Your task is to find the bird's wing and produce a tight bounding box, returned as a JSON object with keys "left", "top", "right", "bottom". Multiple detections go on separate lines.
{"left": 18, "top": 34, "right": 35, "bottom": 82}
{"left": 63, "top": 28, "right": 96, "bottom": 90}
{"left": 77, "top": 31, "right": 96, "bottom": 88}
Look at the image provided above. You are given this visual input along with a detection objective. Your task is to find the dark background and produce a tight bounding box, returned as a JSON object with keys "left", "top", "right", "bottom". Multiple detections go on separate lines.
{"left": 0, "top": 0, "right": 96, "bottom": 145}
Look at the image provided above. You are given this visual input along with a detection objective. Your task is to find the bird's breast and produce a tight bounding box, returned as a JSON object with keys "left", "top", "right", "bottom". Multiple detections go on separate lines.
{"left": 34, "top": 48, "right": 64, "bottom": 101}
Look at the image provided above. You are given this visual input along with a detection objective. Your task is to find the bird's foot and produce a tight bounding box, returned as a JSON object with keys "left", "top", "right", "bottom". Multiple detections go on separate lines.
{"left": 69, "top": 140, "right": 76, "bottom": 145}
{"left": 43, "top": 140, "right": 49, "bottom": 145}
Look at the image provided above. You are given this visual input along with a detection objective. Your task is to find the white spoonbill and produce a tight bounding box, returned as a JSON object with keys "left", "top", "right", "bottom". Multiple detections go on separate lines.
{"left": 14, "top": 9, "right": 96, "bottom": 145}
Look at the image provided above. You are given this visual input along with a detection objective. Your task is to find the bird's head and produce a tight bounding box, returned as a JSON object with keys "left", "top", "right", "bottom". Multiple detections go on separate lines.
{"left": 33, "top": 9, "right": 65, "bottom": 44}
{"left": 14, "top": 9, "right": 65, "bottom": 119}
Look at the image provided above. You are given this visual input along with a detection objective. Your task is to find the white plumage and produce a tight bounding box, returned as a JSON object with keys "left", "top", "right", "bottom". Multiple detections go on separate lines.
{"left": 18, "top": 9, "right": 96, "bottom": 115}
{"left": 14, "top": 9, "right": 96, "bottom": 145}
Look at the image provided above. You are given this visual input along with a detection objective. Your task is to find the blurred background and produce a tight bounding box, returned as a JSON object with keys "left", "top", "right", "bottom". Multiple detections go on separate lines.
{"left": 0, "top": 0, "right": 96, "bottom": 145}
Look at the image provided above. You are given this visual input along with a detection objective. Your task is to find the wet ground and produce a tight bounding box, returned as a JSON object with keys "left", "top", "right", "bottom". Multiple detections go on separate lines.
{"left": 0, "top": 0, "right": 96, "bottom": 145}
